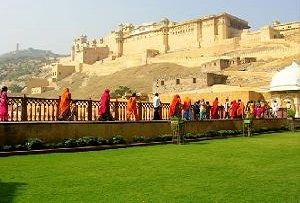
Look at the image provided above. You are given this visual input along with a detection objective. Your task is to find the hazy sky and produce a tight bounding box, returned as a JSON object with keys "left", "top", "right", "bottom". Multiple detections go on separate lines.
{"left": 0, "top": 0, "right": 299, "bottom": 55}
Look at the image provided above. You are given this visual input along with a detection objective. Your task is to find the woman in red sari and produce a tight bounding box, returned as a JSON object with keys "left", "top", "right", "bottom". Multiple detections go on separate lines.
{"left": 0, "top": 86, "right": 9, "bottom": 121}
{"left": 230, "top": 100, "right": 238, "bottom": 119}
{"left": 58, "top": 88, "right": 72, "bottom": 120}
{"left": 127, "top": 93, "right": 139, "bottom": 121}
{"left": 211, "top": 97, "right": 219, "bottom": 119}
{"left": 169, "top": 94, "right": 182, "bottom": 118}
{"left": 98, "top": 89, "right": 113, "bottom": 121}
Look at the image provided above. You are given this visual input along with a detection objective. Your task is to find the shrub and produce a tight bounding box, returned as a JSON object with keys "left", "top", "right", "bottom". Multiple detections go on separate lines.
{"left": 184, "top": 133, "right": 197, "bottom": 139}
{"left": 108, "top": 135, "right": 126, "bottom": 145}
{"left": 25, "top": 138, "right": 44, "bottom": 150}
{"left": 96, "top": 137, "right": 108, "bottom": 145}
{"left": 287, "top": 109, "right": 296, "bottom": 118}
{"left": 63, "top": 139, "right": 78, "bottom": 148}
{"left": 133, "top": 136, "right": 145, "bottom": 143}
{"left": 14, "top": 144, "right": 26, "bottom": 151}
{"left": 2, "top": 145, "right": 14, "bottom": 151}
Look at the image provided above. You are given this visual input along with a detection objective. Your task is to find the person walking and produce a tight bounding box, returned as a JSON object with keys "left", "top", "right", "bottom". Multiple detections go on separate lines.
{"left": 0, "top": 86, "right": 9, "bottom": 121}
{"left": 153, "top": 93, "right": 161, "bottom": 120}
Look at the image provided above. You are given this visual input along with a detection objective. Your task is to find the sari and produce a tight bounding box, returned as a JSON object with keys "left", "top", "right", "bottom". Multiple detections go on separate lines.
{"left": 230, "top": 100, "right": 238, "bottom": 119}
{"left": 211, "top": 98, "right": 219, "bottom": 119}
{"left": 237, "top": 102, "right": 245, "bottom": 118}
{"left": 0, "top": 91, "right": 8, "bottom": 121}
{"left": 58, "top": 88, "right": 72, "bottom": 120}
{"left": 99, "top": 89, "right": 113, "bottom": 121}
{"left": 183, "top": 97, "right": 192, "bottom": 120}
{"left": 127, "top": 96, "right": 138, "bottom": 121}
{"left": 169, "top": 95, "right": 181, "bottom": 117}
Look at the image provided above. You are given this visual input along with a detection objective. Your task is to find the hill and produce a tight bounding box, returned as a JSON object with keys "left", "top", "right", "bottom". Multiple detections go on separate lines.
{"left": 0, "top": 48, "right": 66, "bottom": 93}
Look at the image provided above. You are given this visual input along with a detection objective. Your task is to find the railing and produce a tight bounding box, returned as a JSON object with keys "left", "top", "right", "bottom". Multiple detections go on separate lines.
{"left": 6, "top": 95, "right": 287, "bottom": 122}
{"left": 7, "top": 96, "right": 171, "bottom": 122}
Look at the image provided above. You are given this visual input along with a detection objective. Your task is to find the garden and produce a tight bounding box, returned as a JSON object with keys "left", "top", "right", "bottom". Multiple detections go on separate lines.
{"left": 0, "top": 131, "right": 299, "bottom": 202}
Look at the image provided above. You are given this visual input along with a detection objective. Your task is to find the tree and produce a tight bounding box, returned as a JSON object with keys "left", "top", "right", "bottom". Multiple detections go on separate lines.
{"left": 111, "top": 86, "right": 132, "bottom": 98}
{"left": 9, "top": 84, "right": 24, "bottom": 93}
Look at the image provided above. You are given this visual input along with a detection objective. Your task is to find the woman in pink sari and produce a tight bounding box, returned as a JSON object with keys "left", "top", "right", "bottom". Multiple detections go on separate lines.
{"left": 98, "top": 89, "right": 113, "bottom": 121}
{"left": 0, "top": 86, "right": 9, "bottom": 121}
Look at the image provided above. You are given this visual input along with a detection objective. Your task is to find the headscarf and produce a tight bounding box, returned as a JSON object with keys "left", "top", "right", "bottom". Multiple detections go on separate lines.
{"left": 59, "top": 88, "right": 71, "bottom": 115}
{"left": 99, "top": 89, "right": 110, "bottom": 115}
{"left": 169, "top": 95, "right": 181, "bottom": 117}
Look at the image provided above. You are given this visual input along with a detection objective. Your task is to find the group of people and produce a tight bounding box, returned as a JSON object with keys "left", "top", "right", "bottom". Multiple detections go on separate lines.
{"left": 0, "top": 85, "right": 284, "bottom": 122}
{"left": 169, "top": 95, "right": 282, "bottom": 121}
{"left": 57, "top": 88, "right": 141, "bottom": 121}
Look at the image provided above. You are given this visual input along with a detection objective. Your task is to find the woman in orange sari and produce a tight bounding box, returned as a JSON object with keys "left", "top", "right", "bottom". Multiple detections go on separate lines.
{"left": 58, "top": 88, "right": 72, "bottom": 120}
{"left": 98, "top": 89, "right": 113, "bottom": 121}
{"left": 211, "top": 97, "right": 219, "bottom": 119}
{"left": 169, "top": 95, "right": 182, "bottom": 118}
{"left": 127, "top": 93, "right": 139, "bottom": 121}
{"left": 237, "top": 99, "right": 245, "bottom": 119}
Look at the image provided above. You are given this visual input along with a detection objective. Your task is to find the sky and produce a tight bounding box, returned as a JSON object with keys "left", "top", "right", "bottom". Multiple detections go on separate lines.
{"left": 0, "top": 0, "right": 299, "bottom": 55}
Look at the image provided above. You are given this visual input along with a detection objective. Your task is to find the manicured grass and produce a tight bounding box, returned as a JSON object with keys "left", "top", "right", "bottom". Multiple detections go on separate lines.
{"left": 0, "top": 132, "right": 299, "bottom": 202}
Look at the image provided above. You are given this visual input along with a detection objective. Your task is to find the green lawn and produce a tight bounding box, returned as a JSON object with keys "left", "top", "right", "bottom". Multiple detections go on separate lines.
{"left": 0, "top": 132, "right": 299, "bottom": 203}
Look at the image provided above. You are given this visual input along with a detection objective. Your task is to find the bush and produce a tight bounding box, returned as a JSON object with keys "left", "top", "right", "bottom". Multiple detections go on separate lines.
{"left": 1, "top": 145, "right": 14, "bottom": 151}
{"left": 287, "top": 109, "right": 296, "bottom": 118}
{"left": 184, "top": 133, "right": 197, "bottom": 139}
{"left": 25, "top": 138, "right": 44, "bottom": 150}
{"left": 108, "top": 135, "right": 126, "bottom": 145}
{"left": 63, "top": 139, "right": 78, "bottom": 148}
{"left": 133, "top": 136, "right": 145, "bottom": 143}
{"left": 14, "top": 144, "right": 26, "bottom": 151}
{"left": 148, "top": 135, "right": 172, "bottom": 142}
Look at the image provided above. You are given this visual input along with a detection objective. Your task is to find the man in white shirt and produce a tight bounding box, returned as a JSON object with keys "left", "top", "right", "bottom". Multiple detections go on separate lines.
{"left": 153, "top": 93, "right": 161, "bottom": 120}
{"left": 272, "top": 100, "right": 279, "bottom": 118}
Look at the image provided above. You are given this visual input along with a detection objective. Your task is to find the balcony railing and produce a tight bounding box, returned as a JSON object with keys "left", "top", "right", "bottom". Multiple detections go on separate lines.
{"left": 6, "top": 95, "right": 287, "bottom": 122}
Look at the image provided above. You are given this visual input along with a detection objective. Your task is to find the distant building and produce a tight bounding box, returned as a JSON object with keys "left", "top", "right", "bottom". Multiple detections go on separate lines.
{"left": 51, "top": 63, "right": 75, "bottom": 82}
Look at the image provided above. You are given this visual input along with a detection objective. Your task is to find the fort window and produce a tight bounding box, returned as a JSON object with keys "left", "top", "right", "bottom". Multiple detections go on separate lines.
{"left": 214, "top": 62, "right": 217, "bottom": 66}
{"left": 193, "top": 78, "right": 196, "bottom": 83}
{"left": 176, "top": 79, "right": 180, "bottom": 85}
{"left": 161, "top": 81, "right": 165, "bottom": 86}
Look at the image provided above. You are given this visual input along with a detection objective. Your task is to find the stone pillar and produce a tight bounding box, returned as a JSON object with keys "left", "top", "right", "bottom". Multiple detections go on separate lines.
{"left": 116, "top": 30, "right": 124, "bottom": 57}
{"left": 162, "top": 27, "right": 169, "bottom": 53}
{"left": 71, "top": 45, "right": 75, "bottom": 61}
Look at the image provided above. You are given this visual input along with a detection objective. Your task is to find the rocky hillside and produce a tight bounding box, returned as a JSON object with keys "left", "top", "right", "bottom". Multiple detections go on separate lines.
{"left": 0, "top": 48, "right": 65, "bottom": 93}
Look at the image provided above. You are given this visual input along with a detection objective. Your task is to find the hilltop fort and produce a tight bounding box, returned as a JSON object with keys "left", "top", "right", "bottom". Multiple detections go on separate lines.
{"left": 26, "top": 12, "right": 299, "bottom": 105}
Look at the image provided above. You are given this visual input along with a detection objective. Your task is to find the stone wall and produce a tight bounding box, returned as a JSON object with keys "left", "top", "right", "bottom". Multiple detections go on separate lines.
{"left": 0, "top": 119, "right": 288, "bottom": 146}
{"left": 52, "top": 64, "right": 75, "bottom": 81}
{"left": 154, "top": 73, "right": 227, "bottom": 94}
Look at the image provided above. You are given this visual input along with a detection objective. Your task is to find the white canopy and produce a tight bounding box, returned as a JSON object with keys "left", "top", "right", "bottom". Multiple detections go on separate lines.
{"left": 270, "top": 62, "right": 300, "bottom": 91}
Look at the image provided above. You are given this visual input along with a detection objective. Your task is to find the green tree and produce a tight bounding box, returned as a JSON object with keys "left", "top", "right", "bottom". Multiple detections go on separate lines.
{"left": 111, "top": 86, "right": 132, "bottom": 98}
{"left": 9, "top": 84, "right": 24, "bottom": 93}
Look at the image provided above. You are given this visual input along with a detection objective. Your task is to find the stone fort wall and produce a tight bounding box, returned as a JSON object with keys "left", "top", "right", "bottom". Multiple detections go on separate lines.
{"left": 69, "top": 13, "right": 299, "bottom": 65}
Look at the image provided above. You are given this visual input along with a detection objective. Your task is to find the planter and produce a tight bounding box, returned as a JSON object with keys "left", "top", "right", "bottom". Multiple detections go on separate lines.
{"left": 243, "top": 119, "right": 252, "bottom": 137}
{"left": 170, "top": 120, "right": 185, "bottom": 144}
{"left": 287, "top": 117, "right": 295, "bottom": 131}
